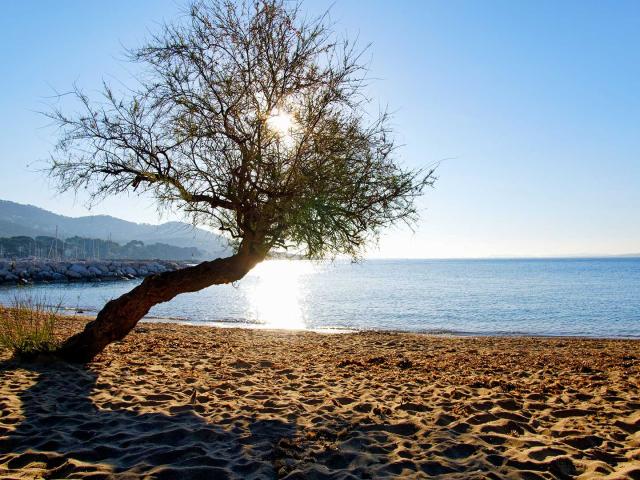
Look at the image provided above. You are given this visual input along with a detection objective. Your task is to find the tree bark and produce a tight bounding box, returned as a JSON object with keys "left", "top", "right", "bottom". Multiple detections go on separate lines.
{"left": 56, "top": 249, "right": 264, "bottom": 363}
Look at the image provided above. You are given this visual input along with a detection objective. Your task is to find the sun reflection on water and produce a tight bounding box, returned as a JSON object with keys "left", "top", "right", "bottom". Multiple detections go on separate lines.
{"left": 246, "top": 260, "right": 315, "bottom": 329}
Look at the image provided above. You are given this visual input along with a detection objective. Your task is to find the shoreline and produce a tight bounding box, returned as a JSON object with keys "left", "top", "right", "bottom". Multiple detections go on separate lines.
{"left": 1, "top": 319, "right": 639, "bottom": 479}
{"left": 4, "top": 301, "right": 640, "bottom": 340}
{"left": 39, "top": 309, "right": 640, "bottom": 340}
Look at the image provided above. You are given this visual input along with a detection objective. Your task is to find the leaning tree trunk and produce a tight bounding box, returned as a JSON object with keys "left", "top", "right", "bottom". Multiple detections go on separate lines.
{"left": 56, "top": 249, "right": 264, "bottom": 363}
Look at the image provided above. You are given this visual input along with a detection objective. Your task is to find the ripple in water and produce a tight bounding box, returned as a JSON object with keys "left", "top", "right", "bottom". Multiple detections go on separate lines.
{"left": 0, "top": 258, "right": 638, "bottom": 337}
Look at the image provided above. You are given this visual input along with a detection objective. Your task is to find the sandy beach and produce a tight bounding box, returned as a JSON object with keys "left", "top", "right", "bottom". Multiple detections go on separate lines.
{"left": 1, "top": 319, "right": 639, "bottom": 479}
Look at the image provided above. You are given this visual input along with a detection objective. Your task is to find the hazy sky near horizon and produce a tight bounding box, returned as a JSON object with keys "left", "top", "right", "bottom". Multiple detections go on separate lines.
{"left": 1, "top": 1, "right": 638, "bottom": 258}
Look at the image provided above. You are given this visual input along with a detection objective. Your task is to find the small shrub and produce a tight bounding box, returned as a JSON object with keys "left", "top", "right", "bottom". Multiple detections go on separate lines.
{"left": 0, "top": 296, "right": 61, "bottom": 357}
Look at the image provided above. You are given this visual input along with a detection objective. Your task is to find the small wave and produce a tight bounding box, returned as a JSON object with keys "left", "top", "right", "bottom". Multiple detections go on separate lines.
{"left": 60, "top": 305, "right": 98, "bottom": 314}
{"left": 141, "top": 316, "right": 264, "bottom": 327}
{"left": 206, "top": 317, "right": 264, "bottom": 325}
{"left": 308, "top": 326, "right": 357, "bottom": 334}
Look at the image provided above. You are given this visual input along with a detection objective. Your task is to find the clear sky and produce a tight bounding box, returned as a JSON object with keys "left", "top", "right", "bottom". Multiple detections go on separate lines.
{"left": 0, "top": 0, "right": 638, "bottom": 258}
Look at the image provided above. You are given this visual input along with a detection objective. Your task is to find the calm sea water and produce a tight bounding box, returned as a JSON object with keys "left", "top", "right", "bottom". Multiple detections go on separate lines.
{"left": 1, "top": 258, "right": 639, "bottom": 338}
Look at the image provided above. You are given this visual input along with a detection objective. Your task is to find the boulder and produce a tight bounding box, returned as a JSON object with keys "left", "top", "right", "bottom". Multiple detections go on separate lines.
{"left": 37, "top": 263, "right": 53, "bottom": 273}
{"left": 97, "top": 264, "right": 110, "bottom": 274}
{"left": 50, "top": 272, "right": 67, "bottom": 282}
{"left": 52, "top": 263, "right": 70, "bottom": 274}
{"left": 14, "top": 261, "right": 29, "bottom": 271}
{"left": 87, "top": 266, "right": 103, "bottom": 276}
{"left": 69, "top": 263, "right": 90, "bottom": 277}
{"left": 2, "top": 272, "right": 19, "bottom": 282}
{"left": 66, "top": 270, "right": 83, "bottom": 280}
{"left": 123, "top": 266, "right": 137, "bottom": 276}
{"left": 33, "top": 271, "right": 54, "bottom": 281}
{"left": 16, "top": 269, "right": 30, "bottom": 279}
{"left": 148, "top": 262, "right": 167, "bottom": 273}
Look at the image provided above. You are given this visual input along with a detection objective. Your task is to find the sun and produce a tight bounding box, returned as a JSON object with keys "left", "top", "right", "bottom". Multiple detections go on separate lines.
{"left": 266, "top": 108, "right": 295, "bottom": 141}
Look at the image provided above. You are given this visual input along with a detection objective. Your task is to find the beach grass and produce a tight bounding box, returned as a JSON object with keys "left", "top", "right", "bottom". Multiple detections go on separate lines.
{"left": 0, "top": 296, "right": 61, "bottom": 357}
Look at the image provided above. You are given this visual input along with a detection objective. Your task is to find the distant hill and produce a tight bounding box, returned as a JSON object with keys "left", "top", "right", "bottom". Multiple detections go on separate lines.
{"left": 0, "top": 199, "right": 231, "bottom": 259}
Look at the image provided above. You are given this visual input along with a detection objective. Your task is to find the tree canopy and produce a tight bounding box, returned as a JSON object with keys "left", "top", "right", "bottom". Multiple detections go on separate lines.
{"left": 49, "top": 0, "right": 435, "bottom": 259}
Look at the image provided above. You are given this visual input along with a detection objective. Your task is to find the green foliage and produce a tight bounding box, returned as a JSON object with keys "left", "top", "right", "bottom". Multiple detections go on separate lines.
{"left": 0, "top": 297, "right": 61, "bottom": 357}
{"left": 48, "top": 0, "right": 436, "bottom": 260}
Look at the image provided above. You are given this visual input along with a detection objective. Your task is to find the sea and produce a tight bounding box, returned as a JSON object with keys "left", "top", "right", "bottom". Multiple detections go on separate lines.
{"left": 0, "top": 258, "right": 639, "bottom": 338}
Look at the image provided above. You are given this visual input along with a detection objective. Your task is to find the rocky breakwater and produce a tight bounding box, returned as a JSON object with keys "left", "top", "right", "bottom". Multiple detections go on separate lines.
{"left": 0, "top": 259, "right": 189, "bottom": 285}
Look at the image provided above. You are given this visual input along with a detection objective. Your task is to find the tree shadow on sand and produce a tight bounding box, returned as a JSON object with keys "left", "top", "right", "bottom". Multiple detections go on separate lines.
{"left": 0, "top": 360, "right": 297, "bottom": 479}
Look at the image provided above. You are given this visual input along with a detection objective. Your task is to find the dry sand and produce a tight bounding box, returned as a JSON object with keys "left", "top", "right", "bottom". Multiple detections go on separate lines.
{"left": 1, "top": 319, "right": 639, "bottom": 479}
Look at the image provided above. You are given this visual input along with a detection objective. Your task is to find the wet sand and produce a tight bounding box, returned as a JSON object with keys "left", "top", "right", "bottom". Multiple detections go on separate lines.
{"left": 1, "top": 319, "right": 639, "bottom": 479}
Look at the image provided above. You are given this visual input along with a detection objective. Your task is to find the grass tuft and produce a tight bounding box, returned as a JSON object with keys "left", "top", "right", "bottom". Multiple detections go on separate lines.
{"left": 0, "top": 296, "right": 61, "bottom": 358}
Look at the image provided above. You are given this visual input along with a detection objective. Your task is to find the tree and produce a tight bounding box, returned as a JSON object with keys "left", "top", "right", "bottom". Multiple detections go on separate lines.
{"left": 48, "top": 0, "right": 435, "bottom": 362}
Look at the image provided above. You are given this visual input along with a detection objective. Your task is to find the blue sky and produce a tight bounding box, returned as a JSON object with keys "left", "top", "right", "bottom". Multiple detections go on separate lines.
{"left": 0, "top": 1, "right": 638, "bottom": 258}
